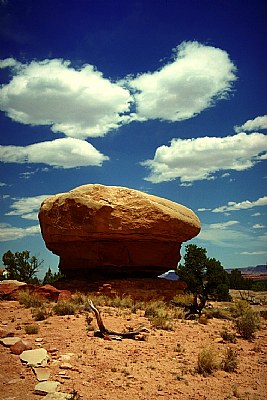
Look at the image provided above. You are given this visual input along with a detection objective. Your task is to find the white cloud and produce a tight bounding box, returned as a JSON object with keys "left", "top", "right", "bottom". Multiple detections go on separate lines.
{"left": 252, "top": 224, "right": 265, "bottom": 229}
{"left": 252, "top": 212, "right": 261, "bottom": 217}
{"left": 209, "top": 220, "right": 239, "bottom": 229}
{"left": 0, "top": 58, "right": 132, "bottom": 138}
{"left": 0, "top": 58, "right": 19, "bottom": 69}
{"left": 5, "top": 194, "right": 49, "bottom": 220}
{"left": 235, "top": 115, "right": 267, "bottom": 133}
{"left": 240, "top": 250, "right": 267, "bottom": 255}
{"left": 196, "top": 224, "right": 250, "bottom": 247}
{"left": 0, "top": 137, "right": 109, "bottom": 168}
{"left": 142, "top": 132, "right": 267, "bottom": 184}
{"left": 0, "top": 223, "right": 40, "bottom": 241}
{"left": 212, "top": 196, "right": 267, "bottom": 213}
{"left": 197, "top": 207, "right": 211, "bottom": 212}
{"left": 129, "top": 41, "right": 237, "bottom": 122}
{"left": 0, "top": 182, "right": 7, "bottom": 186}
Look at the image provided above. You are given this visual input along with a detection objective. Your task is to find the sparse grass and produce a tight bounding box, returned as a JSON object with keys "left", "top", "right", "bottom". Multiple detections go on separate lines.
{"left": 32, "top": 306, "right": 51, "bottom": 321}
{"left": 25, "top": 324, "right": 39, "bottom": 334}
{"left": 221, "top": 347, "right": 238, "bottom": 372}
{"left": 205, "top": 307, "right": 232, "bottom": 320}
{"left": 235, "top": 307, "right": 260, "bottom": 339}
{"left": 52, "top": 301, "right": 77, "bottom": 316}
{"left": 220, "top": 328, "right": 237, "bottom": 343}
{"left": 151, "top": 314, "right": 174, "bottom": 330}
{"left": 144, "top": 300, "right": 166, "bottom": 318}
{"left": 229, "top": 300, "right": 250, "bottom": 319}
{"left": 17, "top": 290, "right": 44, "bottom": 308}
{"left": 196, "top": 347, "right": 219, "bottom": 376}
{"left": 144, "top": 300, "right": 175, "bottom": 330}
{"left": 172, "top": 293, "right": 194, "bottom": 305}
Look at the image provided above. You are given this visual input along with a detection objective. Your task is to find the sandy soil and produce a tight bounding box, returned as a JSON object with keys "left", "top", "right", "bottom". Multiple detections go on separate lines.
{"left": 0, "top": 294, "right": 267, "bottom": 400}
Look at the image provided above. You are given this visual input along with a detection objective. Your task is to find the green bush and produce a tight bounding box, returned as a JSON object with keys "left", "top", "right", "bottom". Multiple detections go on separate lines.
{"left": 32, "top": 306, "right": 50, "bottom": 321}
{"left": 235, "top": 307, "right": 260, "bottom": 339}
{"left": 221, "top": 347, "right": 238, "bottom": 372}
{"left": 196, "top": 347, "right": 218, "bottom": 376}
{"left": 220, "top": 329, "right": 236, "bottom": 343}
{"left": 25, "top": 324, "right": 39, "bottom": 334}
{"left": 52, "top": 301, "right": 77, "bottom": 316}
{"left": 17, "top": 290, "right": 44, "bottom": 308}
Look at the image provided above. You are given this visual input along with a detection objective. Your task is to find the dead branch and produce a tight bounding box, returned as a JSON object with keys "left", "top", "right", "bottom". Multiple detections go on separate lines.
{"left": 89, "top": 300, "right": 149, "bottom": 340}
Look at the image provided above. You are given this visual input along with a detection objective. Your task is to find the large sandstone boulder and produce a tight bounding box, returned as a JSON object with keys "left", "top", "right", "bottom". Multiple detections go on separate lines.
{"left": 39, "top": 184, "right": 200, "bottom": 277}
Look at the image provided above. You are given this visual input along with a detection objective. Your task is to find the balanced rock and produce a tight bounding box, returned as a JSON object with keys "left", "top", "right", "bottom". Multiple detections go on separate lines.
{"left": 39, "top": 184, "right": 200, "bottom": 277}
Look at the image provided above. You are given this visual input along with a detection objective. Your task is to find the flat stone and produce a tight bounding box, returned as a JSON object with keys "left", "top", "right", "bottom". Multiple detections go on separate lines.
{"left": 20, "top": 348, "right": 49, "bottom": 367}
{"left": 1, "top": 336, "right": 21, "bottom": 347}
{"left": 34, "top": 380, "right": 61, "bottom": 394}
{"left": 59, "top": 353, "right": 75, "bottom": 361}
{"left": 33, "top": 367, "right": 51, "bottom": 381}
{"left": 59, "top": 363, "right": 73, "bottom": 370}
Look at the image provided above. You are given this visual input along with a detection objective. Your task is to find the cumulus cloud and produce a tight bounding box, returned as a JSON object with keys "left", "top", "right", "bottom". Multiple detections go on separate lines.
{"left": 129, "top": 41, "right": 237, "bottom": 122}
{"left": 0, "top": 137, "right": 109, "bottom": 168}
{"left": 209, "top": 221, "right": 239, "bottom": 229}
{"left": 240, "top": 250, "right": 267, "bottom": 255}
{"left": 212, "top": 196, "right": 267, "bottom": 213}
{"left": 196, "top": 223, "right": 250, "bottom": 247}
{"left": 0, "top": 223, "right": 40, "bottom": 241}
{"left": 142, "top": 132, "right": 267, "bottom": 184}
{"left": 5, "top": 195, "right": 49, "bottom": 220}
{"left": 0, "top": 58, "right": 132, "bottom": 138}
{"left": 0, "top": 42, "right": 237, "bottom": 138}
{"left": 252, "top": 224, "right": 265, "bottom": 229}
{"left": 235, "top": 115, "right": 267, "bottom": 133}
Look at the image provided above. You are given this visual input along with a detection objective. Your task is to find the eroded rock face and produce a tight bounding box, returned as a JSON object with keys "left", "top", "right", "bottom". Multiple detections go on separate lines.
{"left": 39, "top": 184, "right": 201, "bottom": 277}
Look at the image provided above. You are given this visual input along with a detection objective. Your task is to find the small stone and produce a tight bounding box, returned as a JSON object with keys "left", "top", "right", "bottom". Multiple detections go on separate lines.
{"left": 59, "top": 353, "right": 75, "bottom": 361}
{"left": 59, "top": 363, "right": 73, "bottom": 370}
{"left": 35, "top": 337, "right": 44, "bottom": 342}
{"left": 33, "top": 367, "right": 51, "bottom": 381}
{"left": 20, "top": 348, "right": 49, "bottom": 367}
{"left": 47, "top": 347, "right": 59, "bottom": 354}
{"left": 10, "top": 340, "right": 32, "bottom": 355}
{"left": 34, "top": 380, "right": 61, "bottom": 395}
{"left": 214, "top": 337, "right": 224, "bottom": 343}
{"left": 1, "top": 336, "right": 21, "bottom": 347}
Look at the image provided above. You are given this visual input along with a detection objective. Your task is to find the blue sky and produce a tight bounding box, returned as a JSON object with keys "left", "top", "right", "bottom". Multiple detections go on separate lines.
{"left": 0, "top": 0, "right": 266, "bottom": 278}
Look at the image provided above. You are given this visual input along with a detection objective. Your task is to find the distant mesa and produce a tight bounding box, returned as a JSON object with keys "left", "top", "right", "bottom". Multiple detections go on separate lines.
{"left": 38, "top": 184, "right": 201, "bottom": 278}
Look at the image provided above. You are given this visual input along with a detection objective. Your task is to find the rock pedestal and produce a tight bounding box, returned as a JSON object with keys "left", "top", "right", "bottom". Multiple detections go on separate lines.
{"left": 38, "top": 184, "right": 201, "bottom": 277}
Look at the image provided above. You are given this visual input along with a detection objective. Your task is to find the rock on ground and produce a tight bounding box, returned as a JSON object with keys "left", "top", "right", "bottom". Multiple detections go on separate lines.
{"left": 39, "top": 184, "right": 201, "bottom": 277}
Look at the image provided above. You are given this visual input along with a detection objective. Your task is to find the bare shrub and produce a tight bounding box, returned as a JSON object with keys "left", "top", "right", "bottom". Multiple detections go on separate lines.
{"left": 17, "top": 290, "right": 44, "bottom": 308}
{"left": 221, "top": 347, "right": 238, "bottom": 372}
{"left": 235, "top": 307, "right": 260, "bottom": 339}
{"left": 52, "top": 301, "right": 77, "bottom": 316}
{"left": 25, "top": 324, "right": 39, "bottom": 334}
{"left": 196, "top": 347, "right": 218, "bottom": 376}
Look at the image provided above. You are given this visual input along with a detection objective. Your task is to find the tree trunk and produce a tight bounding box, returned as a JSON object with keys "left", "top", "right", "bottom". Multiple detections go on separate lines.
{"left": 89, "top": 300, "right": 149, "bottom": 339}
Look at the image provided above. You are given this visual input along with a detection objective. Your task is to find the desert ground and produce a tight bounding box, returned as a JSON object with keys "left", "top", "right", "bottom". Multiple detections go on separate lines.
{"left": 0, "top": 284, "right": 266, "bottom": 400}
